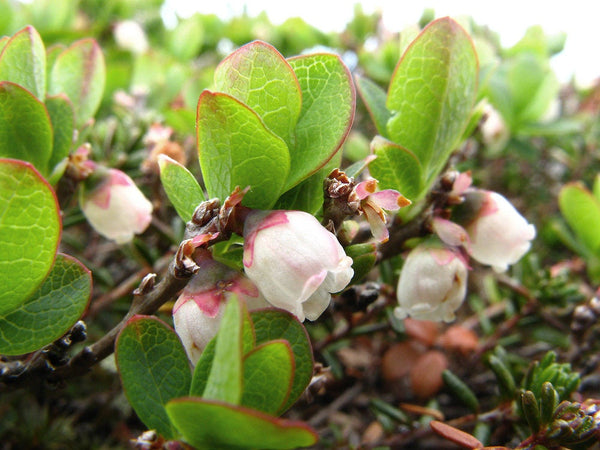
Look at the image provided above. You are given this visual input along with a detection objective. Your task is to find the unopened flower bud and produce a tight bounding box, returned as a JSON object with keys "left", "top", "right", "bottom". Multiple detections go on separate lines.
{"left": 395, "top": 244, "right": 468, "bottom": 322}
{"left": 173, "top": 258, "right": 267, "bottom": 365}
{"left": 464, "top": 190, "right": 536, "bottom": 272}
{"left": 243, "top": 210, "right": 354, "bottom": 321}
{"left": 80, "top": 168, "right": 153, "bottom": 244}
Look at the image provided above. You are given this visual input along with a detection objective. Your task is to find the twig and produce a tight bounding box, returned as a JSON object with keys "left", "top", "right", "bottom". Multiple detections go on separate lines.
{"left": 308, "top": 382, "right": 364, "bottom": 427}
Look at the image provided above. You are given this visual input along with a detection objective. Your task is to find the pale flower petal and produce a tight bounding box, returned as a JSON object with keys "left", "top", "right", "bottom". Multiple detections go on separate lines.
{"left": 243, "top": 210, "right": 354, "bottom": 321}
{"left": 395, "top": 244, "right": 468, "bottom": 323}
{"left": 80, "top": 169, "right": 153, "bottom": 244}
{"left": 465, "top": 191, "right": 536, "bottom": 272}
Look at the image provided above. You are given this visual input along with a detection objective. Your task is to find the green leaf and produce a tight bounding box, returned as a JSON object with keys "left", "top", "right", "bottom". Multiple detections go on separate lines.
{"left": 158, "top": 155, "right": 205, "bottom": 222}
{"left": 0, "top": 26, "right": 46, "bottom": 99}
{"left": 286, "top": 53, "right": 355, "bottom": 189}
{"left": 190, "top": 303, "right": 255, "bottom": 397}
{"left": 190, "top": 338, "right": 216, "bottom": 397}
{"left": 386, "top": 17, "right": 478, "bottom": 183}
{"left": 167, "top": 398, "right": 318, "bottom": 449}
{"left": 355, "top": 75, "right": 391, "bottom": 138}
{"left": 486, "top": 53, "right": 558, "bottom": 130}
{"left": 202, "top": 295, "right": 243, "bottom": 405}
{"left": 167, "top": 15, "right": 204, "bottom": 61}
{"left": 251, "top": 309, "right": 313, "bottom": 412}
{"left": 242, "top": 340, "right": 294, "bottom": 415}
{"left": 0, "top": 82, "right": 53, "bottom": 175}
{"left": 214, "top": 41, "right": 302, "bottom": 149}
{"left": 45, "top": 94, "right": 75, "bottom": 172}
{"left": 368, "top": 136, "right": 424, "bottom": 200}
{"left": 48, "top": 39, "right": 105, "bottom": 127}
{"left": 197, "top": 90, "right": 290, "bottom": 209}
{"left": 0, "top": 253, "right": 90, "bottom": 355}
{"left": 559, "top": 182, "right": 600, "bottom": 254}
{"left": 593, "top": 174, "right": 600, "bottom": 203}
{"left": 0, "top": 159, "right": 60, "bottom": 315}
{"left": 115, "top": 315, "right": 192, "bottom": 440}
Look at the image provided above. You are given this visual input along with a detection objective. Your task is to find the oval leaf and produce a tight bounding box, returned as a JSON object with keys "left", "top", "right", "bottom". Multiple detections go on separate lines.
{"left": 0, "top": 253, "right": 90, "bottom": 355}
{"left": 0, "top": 26, "right": 46, "bottom": 99}
{"left": 286, "top": 53, "right": 355, "bottom": 189}
{"left": 386, "top": 17, "right": 478, "bottom": 183}
{"left": 0, "top": 82, "right": 53, "bottom": 174}
{"left": 158, "top": 155, "right": 205, "bottom": 222}
{"left": 115, "top": 315, "right": 192, "bottom": 440}
{"left": 242, "top": 340, "right": 295, "bottom": 415}
{"left": 559, "top": 182, "right": 600, "bottom": 254}
{"left": 49, "top": 39, "right": 105, "bottom": 127}
{"left": 214, "top": 40, "right": 302, "bottom": 148}
{"left": 197, "top": 90, "right": 290, "bottom": 209}
{"left": 167, "top": 398, "right": 318, "bottom": 449}
{"left": 251, "top": 309, "right": 314, "bottom": 412}
{"left": 0, "top": 159, "right": 60, "bottom": 314}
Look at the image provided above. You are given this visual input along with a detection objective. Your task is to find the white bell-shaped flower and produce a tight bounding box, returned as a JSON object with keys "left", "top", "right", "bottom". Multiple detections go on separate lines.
{"left": 243, "top": 210, "right": 354, "bottom": 322}
{"left": 80, "top": 168, "right": 153, "bottom": 244}
{"left": 173, "top": 257, "right": 267, "bottom": 365}
{"left": 465, "top": 190, "right": 536, "bottom": 272}
{"left": 395, "top": 244, "right": 468, "bottom": 323}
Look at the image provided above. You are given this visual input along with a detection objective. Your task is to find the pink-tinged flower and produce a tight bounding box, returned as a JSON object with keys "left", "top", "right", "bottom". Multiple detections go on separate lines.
{"left": 243, "top": 210, "right": 354, "bottom": 322}
{"left": 464, "top": 190, "right": 536, "bottom": 272}
{"left": 355, "top": 178, "right": 411, "bottom": 242}
{"left": 80, "top": 168, "right": 153, "bottom": 244}
{"left": 395, "top": 244, "right": 468, "bottom": 322}
{"left": 173, "top": 257, "right": 267, "bottom": 365}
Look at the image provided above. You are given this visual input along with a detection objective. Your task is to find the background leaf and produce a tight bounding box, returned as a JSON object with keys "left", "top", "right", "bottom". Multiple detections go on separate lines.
{"left": 197, "top": 90, "right": 290, "bottom": 209}
{"left": 0, "top": 253, "right": 91, "bottom": 355}
{"left": 214, "top": 40, "right": 302, "bottom": 148}
{"left": 48, "top": 39, "right": 105, "bottom": 127}
{"left": 251, "top": 309, "right": 314, "bottom": 412}
{"left": 45, "top": 94, "right": 75, "bottom": 172}
{"left": 242, "top": 340, "right": 295, "bottom": 415}
{"left": 0, "top": 159, "right": 60, "bottom": 315}
{"left": 386, "top": 17, "right": 478, "bottom": 184}
{"left": 115, "top": 315, "right": 191, "bottom": 440}
{"left": 167, "top": 398, "right": 318, "bottom": 449}
{"left": 0, "top": 26, "right": 46, "bottom": 99}
{"left": 485, "top": 53, "right": 559, "bottom": 130}
{"left": 0, "top": 82, "right": 53, "bottom": 174}
{"left": 286, "top": 53, "right": 355, "bottom": 189}
{"left": 158, "top": 155, "right": 205, "bottom": 222}
{"left": 355, "top": 75, "right": 391, "bottom": 138}
{"left": 559, "top": 182, "right": 600, "bottom": 255}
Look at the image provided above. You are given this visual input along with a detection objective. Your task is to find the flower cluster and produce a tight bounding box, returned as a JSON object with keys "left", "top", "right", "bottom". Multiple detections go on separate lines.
{"left": 396, "top": 173, "right": 536, "bottom": 322}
